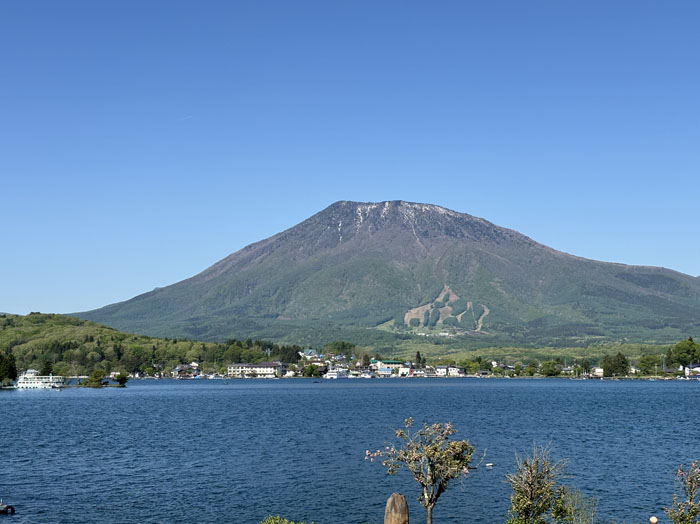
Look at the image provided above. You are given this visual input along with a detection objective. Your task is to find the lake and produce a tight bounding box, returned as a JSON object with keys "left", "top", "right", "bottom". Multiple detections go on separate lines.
{"left": 1, "top": 378, "right": 696, "bottom": 523}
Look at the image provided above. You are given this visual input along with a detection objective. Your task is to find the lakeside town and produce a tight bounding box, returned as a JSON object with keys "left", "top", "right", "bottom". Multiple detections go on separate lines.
{"left": 165, "top": 347, "right": 700, "bottom": 381}
{"left": 6, "top": 337, "right": 700, "bottom": 389}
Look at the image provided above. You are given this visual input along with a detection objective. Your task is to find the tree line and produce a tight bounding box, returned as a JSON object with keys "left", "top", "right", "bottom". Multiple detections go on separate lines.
{"left": 0, "top": 313, "right": 304, "bottom": 377}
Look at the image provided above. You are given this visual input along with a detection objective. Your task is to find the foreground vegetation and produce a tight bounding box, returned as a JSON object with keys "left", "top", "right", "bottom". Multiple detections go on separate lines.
{"left": 263, "top": 420, "right": 700, "bottom": 524}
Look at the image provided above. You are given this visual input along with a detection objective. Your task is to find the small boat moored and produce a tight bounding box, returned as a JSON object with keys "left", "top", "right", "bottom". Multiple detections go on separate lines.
{"left": 0, "top": 499, "right": 15, "bottom": 515}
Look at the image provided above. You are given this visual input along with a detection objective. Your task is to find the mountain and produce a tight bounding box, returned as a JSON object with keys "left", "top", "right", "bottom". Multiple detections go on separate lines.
{"left": 76, "top": 200, "right": 700, "bottom": 346}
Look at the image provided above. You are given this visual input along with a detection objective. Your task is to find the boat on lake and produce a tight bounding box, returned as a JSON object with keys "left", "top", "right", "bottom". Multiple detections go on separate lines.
{"left": 323, "top": 368, "right": 349, "bottom": 379}
{"left": 15, "top": 369, "right": 65, "bottom": 389}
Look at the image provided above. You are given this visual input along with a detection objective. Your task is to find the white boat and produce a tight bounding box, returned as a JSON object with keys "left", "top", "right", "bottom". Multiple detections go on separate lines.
{"left": 323, "top": 368, "right": 349, "bottom": 379}
{"left": 15, "top": 369, "right": 65, "bottom": 389}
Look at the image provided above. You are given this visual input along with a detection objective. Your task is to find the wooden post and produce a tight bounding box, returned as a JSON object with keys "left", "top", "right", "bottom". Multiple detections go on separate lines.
{"left": 384, "top": 492, "right": 409, "bottom": 524}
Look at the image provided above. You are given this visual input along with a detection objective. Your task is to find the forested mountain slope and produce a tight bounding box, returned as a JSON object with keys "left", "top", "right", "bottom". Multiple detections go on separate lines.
{"left": 77, "top": 201, "right": 700, "bottom": 345}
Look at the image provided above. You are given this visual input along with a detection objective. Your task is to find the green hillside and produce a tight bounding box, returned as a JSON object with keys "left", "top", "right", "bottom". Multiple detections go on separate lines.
{"left": 77, "top": 201, "right": 700, "bottom": 346}
{"left": 0, "top": 313, "right": 302, "bottom": 376}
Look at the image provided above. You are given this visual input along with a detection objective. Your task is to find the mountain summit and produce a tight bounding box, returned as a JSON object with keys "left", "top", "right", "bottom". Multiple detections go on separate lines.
{"left": 77, "top": 200, "right": 700, "bottom": 345}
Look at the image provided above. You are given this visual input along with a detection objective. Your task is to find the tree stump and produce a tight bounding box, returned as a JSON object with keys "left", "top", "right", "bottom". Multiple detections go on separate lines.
{"left": 384, "top": 492, "right": 409, "bottom": 524}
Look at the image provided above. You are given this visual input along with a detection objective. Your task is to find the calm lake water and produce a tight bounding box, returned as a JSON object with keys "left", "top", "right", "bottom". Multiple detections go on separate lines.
{"left": 1, "top": 378, "right": 697, "bottom": 524}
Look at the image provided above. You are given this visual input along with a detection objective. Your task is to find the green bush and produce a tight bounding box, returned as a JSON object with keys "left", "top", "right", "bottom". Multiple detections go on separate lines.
{"left": 259, "top": 517, "right": 312, "bottom": 524}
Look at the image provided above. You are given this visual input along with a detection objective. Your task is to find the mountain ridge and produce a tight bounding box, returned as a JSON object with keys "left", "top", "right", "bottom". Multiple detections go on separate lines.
{"left": 76, "top": 200, "right": 700, "bottom": 346}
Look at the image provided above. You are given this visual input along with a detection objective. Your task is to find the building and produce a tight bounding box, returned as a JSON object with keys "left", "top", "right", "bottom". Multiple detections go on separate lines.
{"left": 227, "top": 361, "right": 286, "bottom": 378}
{"left": 447, "top": 365, "right": 465, "bottom": 377}
{"left": 435, "top": 365, "right": 465, "bottom": 377}
{"left": 171, "top": 363, "right": 199, "bottom": 378}
{"left": 298, "top": 349, "right": 320, "bottom": 361}
{"left": 398, "top": 365, "right": 414, "bottom": 377}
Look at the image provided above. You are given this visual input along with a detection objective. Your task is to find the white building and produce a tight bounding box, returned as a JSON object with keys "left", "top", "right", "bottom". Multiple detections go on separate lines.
{"left": 447, "top": 365, "right": 465, "bottom": 377}
{"left": 398, "top": 365, "right": 414, "bottom": 377}
{"left": 435, "top": 365, "right": 464, "bottom": 377}
{"left": 227, "top": 361, "right": 286, "bottom": 378}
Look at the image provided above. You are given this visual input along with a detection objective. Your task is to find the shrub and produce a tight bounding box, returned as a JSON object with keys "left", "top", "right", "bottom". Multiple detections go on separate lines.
{"left": 665, "top": 462, "right": 700, "bottom": 524}
{"left": 259, "top": 517, "right": 312, "bottom": 524}
{"left": 506, "top": 444, "right": 596, "bottom": 524}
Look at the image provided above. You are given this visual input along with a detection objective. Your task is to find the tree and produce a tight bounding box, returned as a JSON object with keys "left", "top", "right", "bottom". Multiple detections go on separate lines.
{"left": 84, "top": 368, "right": 107, "bottom": 387}
{"left": 302, "top": 364, "right": 321, "bottom": 377}
{"left": 560, "top": 488, "right": 597, "bottom": 524}
{"left": 578, "top": 359, "right": 591, "bottom": 374}
{"left": 114, "top": 372, "right": 129, "bottom": 387}
{"left": 40, "top": 360, "right": 53, "bottom": 376}
{"left": 665, "top": 462, "right": 700, "bottom": 524}
{"left": 460, "top": 360, "right": 479, "bottom": 374}
{"left": 428, "top": 309, "right": 440, "bottom": 327}
{"left": 0, "top": 353, "right": 18, "bottom": 382}
{"left": 668, "top": 338, "right": 700, "bottom": 368}
{"left": 637, "top": 354, "right": 662, "bottom": 375}
{"left": 506, "top": 444, "right": 568, "bottom": 524}
{"left": 539, "top": 361, "right": 560, "bottom": 377}
{"left": 601, "top": 352, "right": 629, "bottom": 377}
{"left": 369, "top": 418, "right": 475, "bottom": 524}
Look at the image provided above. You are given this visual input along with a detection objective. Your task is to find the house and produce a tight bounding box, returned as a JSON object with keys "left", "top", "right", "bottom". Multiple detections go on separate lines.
{"left": 684, "top": 363, "right": 700, "bottom": 376}
{"left": 369, "top": 359, "right": 405, "bottom": 377}
{"left": 592, "top": 367, "right": 604, "bottom": 378}
{"left": 306, "top": 360, "right": 328, "bottom": 374}
{"left": 447, "top": 365, "right": 465, "bottom": 377}
{"left": 376, "top": 366, "right": 395, "bottom": 377}
{"left": 435, "top": 365, "right": 464, "bottom": 377}
{"left": 398, "top": 364, "right": 414, "bottom": 377}
{"left": 423, "top": 366, "right": 438, "bottom": 377}
{"left": 171, "top": 364, "right": 199, "bottom": 378}
{"left": 227, "top": 361, "right": 287, "bottom": 378}
{"left": 298, "top": 349, "right": 320, "bottom": 361}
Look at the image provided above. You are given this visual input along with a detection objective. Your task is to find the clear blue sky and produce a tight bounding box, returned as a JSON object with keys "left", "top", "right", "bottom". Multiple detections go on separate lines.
{"left": 2, "top": 0, "right": 699, "bottom": 315}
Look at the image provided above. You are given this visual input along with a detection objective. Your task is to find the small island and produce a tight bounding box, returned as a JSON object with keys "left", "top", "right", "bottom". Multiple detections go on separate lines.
{"left": 79, "top": 369, "right": 129, "bottom": 388}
